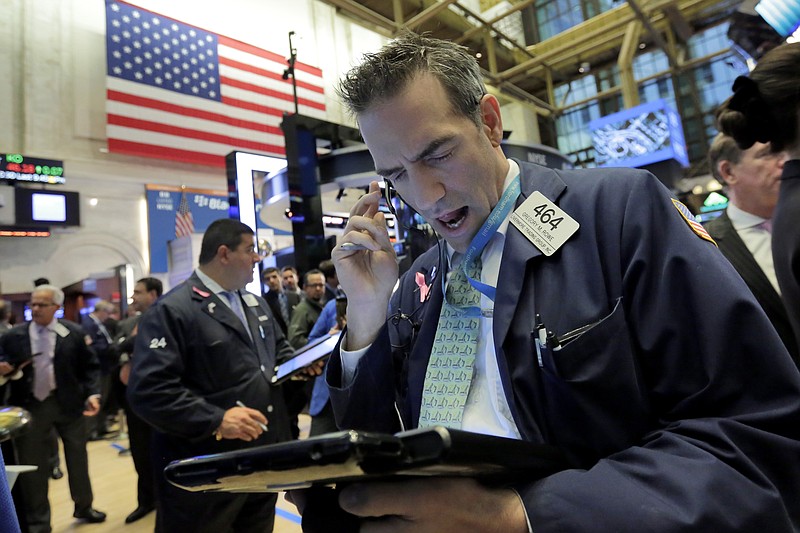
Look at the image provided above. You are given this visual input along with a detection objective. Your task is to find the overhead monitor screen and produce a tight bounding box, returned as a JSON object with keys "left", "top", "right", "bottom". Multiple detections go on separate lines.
{"left": 15, "top": 188, "right": 80, "bottom": 227}
{"left": 32, "top": 193, "right": 67, "bottom": 222}
{"left": 589, "top": 99, "right": 689, "bottom": 169}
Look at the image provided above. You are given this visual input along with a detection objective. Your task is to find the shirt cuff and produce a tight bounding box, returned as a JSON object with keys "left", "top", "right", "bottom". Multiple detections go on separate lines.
{"left": 339, "top": 332, "right": 371, "bottom": 386}
{"left": 511, "top": 488, "right": 534, "bottom": 533}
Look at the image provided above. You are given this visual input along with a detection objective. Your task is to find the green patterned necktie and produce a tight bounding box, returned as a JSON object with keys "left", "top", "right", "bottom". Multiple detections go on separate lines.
{"left": 418, "top": 256, "right": 482, "bottom": 428}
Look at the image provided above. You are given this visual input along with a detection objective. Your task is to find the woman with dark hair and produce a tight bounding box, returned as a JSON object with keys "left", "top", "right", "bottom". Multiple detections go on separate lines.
{"left": 717, "top": 42, "right": 800, "bottom": 354}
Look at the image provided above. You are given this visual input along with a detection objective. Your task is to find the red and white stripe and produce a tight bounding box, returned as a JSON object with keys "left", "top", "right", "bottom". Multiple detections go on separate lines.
{"left": 107, "top": 33, "right": 327, "bottom": 167}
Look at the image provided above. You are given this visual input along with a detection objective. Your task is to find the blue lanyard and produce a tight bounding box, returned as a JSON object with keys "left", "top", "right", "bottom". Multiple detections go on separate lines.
{"left": 443, "top": 174, "right": 521, "bottom": 304}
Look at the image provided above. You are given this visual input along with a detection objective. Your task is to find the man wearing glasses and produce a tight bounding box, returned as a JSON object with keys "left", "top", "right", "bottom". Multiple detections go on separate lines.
{"left": 0, "top": 284, "right": 105, "bottom": 531}
{"left": 287, "top": 269, "right": 327, "bottom": 350}
{"left": 127, "top": 218, "right": 296, "bottom": 533}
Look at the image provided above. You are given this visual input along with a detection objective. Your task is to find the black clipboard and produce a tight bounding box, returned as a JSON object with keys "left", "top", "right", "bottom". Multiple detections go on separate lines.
{"left": 164, "top": 426, "right": 567, "bottom": 493}
{"left": 271, "top": 332, "right": 340, "bottom": 385}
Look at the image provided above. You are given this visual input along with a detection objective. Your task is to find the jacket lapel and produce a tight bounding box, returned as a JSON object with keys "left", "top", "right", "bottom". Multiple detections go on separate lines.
{"left": 190, "top": 277, "right": 252, "bottom": 345}
{"left": 494, "top": 163, "right": 568, "bottom": 345}
{"left": 711, "top": 213, "right": 786, "bottom": 318}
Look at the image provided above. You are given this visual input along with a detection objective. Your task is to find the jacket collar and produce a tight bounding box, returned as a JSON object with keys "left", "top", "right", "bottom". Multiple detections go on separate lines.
{"left": 188, "top": 273, "right": 253, "bottom": 344}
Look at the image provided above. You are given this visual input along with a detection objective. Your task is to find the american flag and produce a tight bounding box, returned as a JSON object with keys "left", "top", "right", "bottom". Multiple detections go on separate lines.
{"left": 671, "top": 198, "right": 716, "bottom": 246}
{"left": 175, "top": 189, "right": 194, "bottom": 238}
{"left": 105, "top": 0, "right": 326, "bottom": 168}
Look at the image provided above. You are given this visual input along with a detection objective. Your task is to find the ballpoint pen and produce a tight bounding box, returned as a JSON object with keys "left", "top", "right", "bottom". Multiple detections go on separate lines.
{"left": 236, "top": 401, "right": 269, "bottom": 432}
{"left": 339, "top": 242, "right": 369, "bottom": 251}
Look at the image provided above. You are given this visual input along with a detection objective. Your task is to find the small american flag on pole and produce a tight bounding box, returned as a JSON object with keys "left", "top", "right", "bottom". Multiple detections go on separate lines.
{"left": 175, "top": 188, "right": 194, "bottom": 238}
{"left": 104, "top": 0, "right": 326, "bottom": 168}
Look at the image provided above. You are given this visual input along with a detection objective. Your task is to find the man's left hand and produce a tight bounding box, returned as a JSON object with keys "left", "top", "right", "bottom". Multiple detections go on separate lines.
{"left": 338, "top": 478, "right": 528, "bottom": 533}
{"left": 83, "top": 396, "right": 101, "bottom": 416}
{"left": 298, "top": 359, "right": 325, "bottom": 378}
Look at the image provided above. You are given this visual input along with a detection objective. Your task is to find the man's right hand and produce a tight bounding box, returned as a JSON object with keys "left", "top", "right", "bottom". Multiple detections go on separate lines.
{"left": 332, "top": 181, "right": 399, "bottom": 350}
{"left": 215, "top": 405, "right": 268, "bottom": 442}
{"left": 0, "top": 361, "right": 14, "bottom": 376}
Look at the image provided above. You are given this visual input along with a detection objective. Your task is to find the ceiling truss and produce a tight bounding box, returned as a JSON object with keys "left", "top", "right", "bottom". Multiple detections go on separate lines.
{"left": 317, "top": 0, "right": 742, "bottom": 116}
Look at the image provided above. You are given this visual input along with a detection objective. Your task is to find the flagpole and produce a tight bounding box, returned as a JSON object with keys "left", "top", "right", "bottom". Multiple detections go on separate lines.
{"left": 282, "top": 31, "right": 299, "bottom": 115}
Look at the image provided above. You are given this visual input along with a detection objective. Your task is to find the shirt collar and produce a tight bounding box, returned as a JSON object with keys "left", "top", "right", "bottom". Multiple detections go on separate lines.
{"left": 445, "top": 159, "right": 519, "bottom": 268}
{"left": 727, "top": 203, "right": 767, "bottom": 230}
{"left": 30, "top": 318, "right": 57, "bottom": 334}
{"left": 195, "top": 268, "right": 229, "bottom": 297}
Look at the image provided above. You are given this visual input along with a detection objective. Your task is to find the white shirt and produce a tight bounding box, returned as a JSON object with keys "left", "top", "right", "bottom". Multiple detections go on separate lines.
{"left": 727, "top": 204, "right": 780, "bottom": 294}
{"left": 196, "top": 269, "right": 238, "bottom": 312}
{"left": 342, "top": 160, "right": 522, "bottom": 439}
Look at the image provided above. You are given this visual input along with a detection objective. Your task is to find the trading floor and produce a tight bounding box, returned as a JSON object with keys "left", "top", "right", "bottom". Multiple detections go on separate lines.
{"left": 46, "top": 416, "right": 308, "bottom": 533}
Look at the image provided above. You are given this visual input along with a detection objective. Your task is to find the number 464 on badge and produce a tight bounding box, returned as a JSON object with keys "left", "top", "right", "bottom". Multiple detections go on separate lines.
{"left": 510, "top": 191, "right": 580, "bottom": 256}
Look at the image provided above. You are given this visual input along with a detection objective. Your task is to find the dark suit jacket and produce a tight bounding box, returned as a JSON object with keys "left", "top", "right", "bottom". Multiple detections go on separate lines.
{"left": 328, "top": 161, "right": 800, "bottom": 531}
{"left": 128, "top": 272, "right": 294, "bottom": 462}
{"left": 264, "top": 290, "right": 300, "bottom": 335}
{"left": 774, "top": 160, "right": 800, "bottom": 357}
{"left": 0, "top": 320, "right": 100, "bottom": 417}
{"left": 705, "top": 211, "right": 798, "bottom": 363}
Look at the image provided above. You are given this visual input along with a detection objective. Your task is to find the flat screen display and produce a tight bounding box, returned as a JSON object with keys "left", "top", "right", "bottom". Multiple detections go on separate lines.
{"left": 756, "top": 0, "right": 800, "bottom": 37}
{"left": 15, "top": 188, "right": 80, "bottom": 227}
{"left": 32, "top": 193, "right": 67, "bottom": 222}
{"left": 589, "top": 99, "right": 689, "bottom": 169}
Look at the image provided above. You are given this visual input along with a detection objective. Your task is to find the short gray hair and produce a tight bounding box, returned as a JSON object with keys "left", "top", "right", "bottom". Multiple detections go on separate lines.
{"left": 337, "top": 32, "right": 486, "bottom": 128}
{"left": 33, "top": 285, "right": 65, "bottom": 306}
{"left": 94, "top": 300, "right": 115, "bottom": 314}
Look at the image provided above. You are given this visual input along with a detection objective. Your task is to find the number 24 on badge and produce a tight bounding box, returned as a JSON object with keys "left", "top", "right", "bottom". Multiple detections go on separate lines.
{"left": 148, "top": 337, "right": 167, "bottom": 349}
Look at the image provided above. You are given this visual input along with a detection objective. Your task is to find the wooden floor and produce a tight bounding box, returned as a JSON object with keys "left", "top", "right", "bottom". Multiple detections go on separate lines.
{"left": 43, "top": 417, "right": 308, "bottom": 533}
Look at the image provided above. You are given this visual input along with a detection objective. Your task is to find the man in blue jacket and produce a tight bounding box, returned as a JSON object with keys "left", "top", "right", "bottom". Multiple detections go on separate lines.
{"left": 319, "top": 33, "right": 800, "bottom": 532}
{"left": 128, "top": 219, "right": 294, "bottom": 533}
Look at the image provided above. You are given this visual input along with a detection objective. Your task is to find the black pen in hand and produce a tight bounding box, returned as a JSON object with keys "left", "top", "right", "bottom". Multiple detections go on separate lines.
{"left": 236, "top": 400, "right": 269, "bottom": 432}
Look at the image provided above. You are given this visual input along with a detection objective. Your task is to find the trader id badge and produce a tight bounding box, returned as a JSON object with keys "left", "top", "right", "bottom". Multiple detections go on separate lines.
{"left": 510, "top": 191, "right": 579, "bottom": 256}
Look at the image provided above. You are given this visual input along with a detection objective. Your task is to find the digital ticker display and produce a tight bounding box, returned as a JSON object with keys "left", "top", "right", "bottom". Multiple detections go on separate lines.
{"left": 589, "top": 100, "right": 689, "bottom": 169}
{"left": 0, "top": 154, "right": 65, "bottom": 184}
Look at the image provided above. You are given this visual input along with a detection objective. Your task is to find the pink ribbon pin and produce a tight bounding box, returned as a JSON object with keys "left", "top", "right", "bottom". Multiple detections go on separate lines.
{"left": 415, "top": 272, "right": 431, "bottom": 303}
{"left": 192, "top": 286, "right": 211, "bottom": 298}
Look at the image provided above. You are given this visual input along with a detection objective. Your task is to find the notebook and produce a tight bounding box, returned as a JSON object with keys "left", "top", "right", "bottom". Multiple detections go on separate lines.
{"left": 164, "top": 426, "right": 567, "bottom": 493}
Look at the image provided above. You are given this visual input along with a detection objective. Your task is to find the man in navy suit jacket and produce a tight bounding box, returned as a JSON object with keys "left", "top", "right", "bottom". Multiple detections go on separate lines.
{"left": 128, "top": 219, "right": 297, "bottom": 533}
{"left": 315, "top": 33, "right": 800, "bottom": 532}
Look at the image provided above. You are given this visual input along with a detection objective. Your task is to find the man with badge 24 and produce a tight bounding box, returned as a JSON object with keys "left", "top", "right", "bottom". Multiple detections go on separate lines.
{"left": 312, "top": 33, "right": 800, "bottom": 532}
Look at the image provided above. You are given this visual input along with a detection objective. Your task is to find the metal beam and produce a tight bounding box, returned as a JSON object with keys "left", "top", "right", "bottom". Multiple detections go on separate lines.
{"left": 392, "top": 0, "right": 405, "bottom": 26}
{"left": 406, "top": 0, "right": 459, "bottom": 30}
{"left": 456, "top": 0, "right": 537, "bottom": 44}
{"left": 322, "top": 0, "right": 398, "bottom": 31}
{"left": 485, "top": 77, "right": 554, "bottom": 116}
{"left": 450, "top": 2, "right": 533, "bottom": 57}
{"left": 618, "top": 20, "right": 642, "bottom": 108}
{"left": 663, "top": 4, "right": 693, "bottom": 42}
{"left": 484, "top": 28, "right": 498, "bottom": 75}
{"left": 627, "top": 0, "right": 677, "bottom": 67}
{"left": 499, "top": 0, "right": 715, "bottom": 83}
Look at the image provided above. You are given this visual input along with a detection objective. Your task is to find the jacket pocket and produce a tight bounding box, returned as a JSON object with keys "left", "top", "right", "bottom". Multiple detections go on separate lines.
{"left": 540, "top": 298, "right": 651, "bottom": 459}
